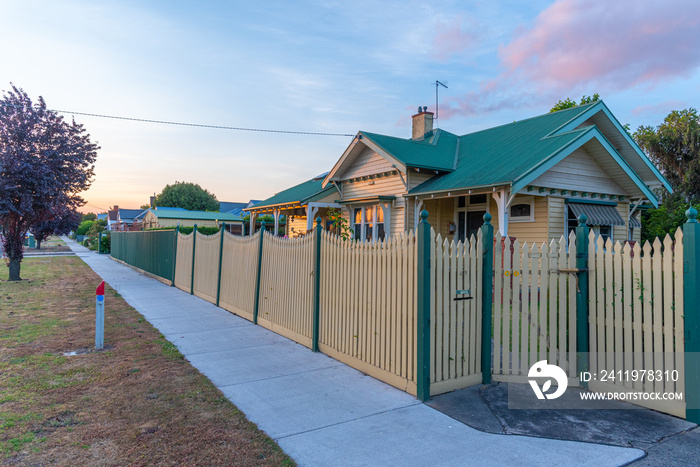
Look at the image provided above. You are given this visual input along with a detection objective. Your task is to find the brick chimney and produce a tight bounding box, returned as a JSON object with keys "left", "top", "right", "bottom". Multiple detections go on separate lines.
{"left": 412, "top": 106, "right": 434, "bottom": 140}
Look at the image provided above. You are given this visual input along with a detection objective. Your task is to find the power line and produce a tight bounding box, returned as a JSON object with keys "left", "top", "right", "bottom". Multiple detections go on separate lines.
{"left": 0, "top": 101, "right": 355, "bottom": 137}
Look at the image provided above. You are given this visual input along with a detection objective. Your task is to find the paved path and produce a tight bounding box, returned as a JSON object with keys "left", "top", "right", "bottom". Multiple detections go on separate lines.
{"left": 64, "top": 239, "right": 644, "bottom": 466}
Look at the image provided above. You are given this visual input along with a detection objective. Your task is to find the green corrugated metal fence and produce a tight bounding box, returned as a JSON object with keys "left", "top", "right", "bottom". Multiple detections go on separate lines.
{"left": 111, "top": 230, "right": 176, "bottom": 281}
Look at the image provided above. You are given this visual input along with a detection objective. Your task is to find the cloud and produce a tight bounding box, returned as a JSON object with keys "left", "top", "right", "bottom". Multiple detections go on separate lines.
{"left": 443, "top": 0, "right": 700, "bottom": 118}
{"left": 431, "top": 15, "right": 479, "bottom": 61}
{"left": 630, "top": 100, "right": 688, "bottom": 116}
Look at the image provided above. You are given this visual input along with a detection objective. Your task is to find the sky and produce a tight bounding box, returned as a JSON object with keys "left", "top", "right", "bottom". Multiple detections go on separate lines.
{"left": 1, "top": 0, "right": 699, "bottom": 213}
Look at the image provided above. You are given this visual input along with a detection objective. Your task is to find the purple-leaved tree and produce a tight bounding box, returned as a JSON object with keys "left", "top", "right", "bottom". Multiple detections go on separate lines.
{"left": 32, "top": 205, "right": 82, "bottom": 249}
{"left": 0, "top": 85, "right": 98, "bottom": 280}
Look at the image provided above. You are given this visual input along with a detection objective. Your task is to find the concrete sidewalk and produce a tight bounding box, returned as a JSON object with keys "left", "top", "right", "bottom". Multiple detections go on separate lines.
{"left": 64, "top": 239, "right": 644, "bottom": 466}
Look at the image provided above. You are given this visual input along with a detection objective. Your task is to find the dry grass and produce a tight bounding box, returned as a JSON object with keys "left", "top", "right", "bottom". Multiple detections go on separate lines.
{"left": 25, "top": 236, "right": 71, "bottom": 254}
{"left": 0, "top": 256, "right": 294, "bottom": 466}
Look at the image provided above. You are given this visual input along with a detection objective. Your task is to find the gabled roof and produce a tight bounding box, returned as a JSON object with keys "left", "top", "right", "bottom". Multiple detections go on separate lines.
{"left": 247, "top": 173, "right": 336, "bottom": 211}
{"left": 327, "top": 101, "right": 669, "bottom": 206}
{"left": 149, "top": 209, "right": 242, "bottom": 222}
{"left": 219, "top": 201, "right": 248, "bottom": 213}
{"left": 220, "top": 200, "right": 262, "bottom": 215}
{"left": 119, "top": 209, "right": 147, "bottom": 223}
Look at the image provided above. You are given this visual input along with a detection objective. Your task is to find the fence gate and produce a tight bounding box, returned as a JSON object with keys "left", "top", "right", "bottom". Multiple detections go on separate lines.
{"left": 491, "top": 232, "right": 578, "bottom": 384}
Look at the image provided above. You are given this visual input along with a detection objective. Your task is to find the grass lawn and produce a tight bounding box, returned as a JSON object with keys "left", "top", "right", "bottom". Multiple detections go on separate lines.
{"left": 0, "top": 256, "right": 294, "bottom": 466}
{"left": 25, "top": 236, "right": 71, "bottom": 254}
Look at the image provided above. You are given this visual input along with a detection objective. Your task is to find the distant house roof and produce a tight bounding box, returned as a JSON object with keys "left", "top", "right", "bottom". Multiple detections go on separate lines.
{"left": 247, "top": 174, "right": 334, "bottom": 211}
{"left": 119, "top": 209, "right": 147, "bottom": 223}
{"left": 97, "top": 213, "right": 108, "bottom": 220}
{"left": 219, "top": 201, "right": 247, "bottom": 214}
{"left": 149, "top": 209, "right": 242, "bottom": 222}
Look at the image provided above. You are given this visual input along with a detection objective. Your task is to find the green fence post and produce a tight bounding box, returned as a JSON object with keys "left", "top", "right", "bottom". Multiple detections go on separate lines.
{"left": 416, "top": 210, "right": 431, "bottom": 402}
{"left": 253, "top": 221, "right": 266, "bottom": 325}
{"left": 98, "top": 231, "right": 102, "bottom": 254}
{"left": 190, "top": 224, "right": 197, "bottom": 295}
{"left": 481, "top": 213, "right": 494, "bottom": 384}
{"left": 312, "top": 218, "right": 322, "bottom": 352}
{"left": 171, "top": 226, "right": 179, "bottom": 286}
{"left": 575, "top": 214, "right": 590, "bottom": 386}
{"left": 216, "top": 222, "right": 226, "bottom": 307}
{"left": 684, "top": 206, "right": 700, "bottom": 423}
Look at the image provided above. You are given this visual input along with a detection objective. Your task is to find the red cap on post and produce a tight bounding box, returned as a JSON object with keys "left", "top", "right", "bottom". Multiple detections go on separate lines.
{"left": 96, "top": 281, "right": 105, "bottom": 296}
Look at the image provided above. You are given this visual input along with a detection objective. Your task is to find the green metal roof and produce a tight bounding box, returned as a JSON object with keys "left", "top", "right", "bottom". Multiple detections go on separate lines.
{"left": 403, "top": 102, "right": 634, "bottom": 194}
{"left": 359, "top": 129, "right": 459, "bottom": 171}
{"left": 248, "top": 175, "right": 336, "bottom": 210}
{"left": 150, "top": 209, "right": 242, "bottom": 222}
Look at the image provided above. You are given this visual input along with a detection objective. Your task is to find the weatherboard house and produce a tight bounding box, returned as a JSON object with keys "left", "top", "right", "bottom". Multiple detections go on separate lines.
{"left": 311, "top": 101, "right": 668, "bottom": 244}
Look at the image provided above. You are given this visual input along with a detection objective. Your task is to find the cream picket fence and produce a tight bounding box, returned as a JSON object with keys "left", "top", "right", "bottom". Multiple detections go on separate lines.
{"left": 218, "top": 231, "right": 260, "bottom": 321}
{"left": 192, "top": 231, "right": 221, "bottom": 303}
{"left": 492, "top": 232, "right": 578, "bottom": 383}
{"left": 430, "top": 230, "right": 483, "bottom": 395}
{"left": 173, "top": 232, "right": 194, "bottom": 292}
{"left": 257, "top": 231, "right": 315, "bottom": 347}
{"left": 588, "top": 229, "right": 685, "bottom": 417}
{"left": 319, "top": 230, "right": 418, "bottom": 394}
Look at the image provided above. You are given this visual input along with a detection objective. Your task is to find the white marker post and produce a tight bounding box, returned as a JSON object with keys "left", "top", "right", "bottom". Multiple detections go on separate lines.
{"left": 96, "top": 281, "right": 105, "bottom": 349}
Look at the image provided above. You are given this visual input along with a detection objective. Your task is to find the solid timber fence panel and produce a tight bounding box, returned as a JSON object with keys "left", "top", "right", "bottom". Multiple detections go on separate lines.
{"left": 111, "top": 230, "right": 176, "bottom": 282}
{"left": 258, "top": 231, "right": 315, "bottom": 347}
{"left": 430, "top": 229, "right": 483, "bottom": 395}
{"left": 587, "top": 230, "right": 686, "bottom": 418}
{"left": 174, "top": 232, "right": 194, "bottom": 292}
{"left": 319, "top": 230, "right": 419, "bottom": 395}
{"left": 192, "top": 230, "right": 221, "bottom": 303}
{"left": 218, "top": 231, "right": 260, "bottom": 321}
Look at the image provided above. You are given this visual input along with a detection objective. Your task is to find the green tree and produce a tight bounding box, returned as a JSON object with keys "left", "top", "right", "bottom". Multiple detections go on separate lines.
{"left": 550, "top": 93, "right": 600, "bottom": 112}
{"left": 634, "top": 108, "right": 700, "bottom": 242}
{"left": 82, "top": 213, "right": 97, "bottom": 222}
{"left": 634, "top": 108, "right": 700, "bottom": 200}
{"left": 154, "top": 181, "right": 219, "bottom": 212}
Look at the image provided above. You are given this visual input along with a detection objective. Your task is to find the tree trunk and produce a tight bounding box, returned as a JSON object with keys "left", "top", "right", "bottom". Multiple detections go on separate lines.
{"left": 8, "top": 257, "right": 21, "bottom": 281}
{"left": 36, "top": 239, "right": 42, "bottom": 249}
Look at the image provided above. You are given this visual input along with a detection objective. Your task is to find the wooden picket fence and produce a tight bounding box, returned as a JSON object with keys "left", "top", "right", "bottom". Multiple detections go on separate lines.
{"left": 492, "top": 232, "right": 578, "bottom": 384}
{"left": 588, "top": 229, "right": 685, "bottom": 417}
{"left": 430, "top": 230, "right": 483, "bottom": 395}
{"left": 258, "top": 232, "right": 315, "bottom": 346}
{"left": 121, "top": 214, "right": 694, "bottom": 419}
{"left": 319, "top": 230, "right": 418, "bottom": 394}
{"left": 173, "top": 232, "right": 193, "bottom": 292}
{"left": 219, "top": 231, "right": 260, "bottom": 320}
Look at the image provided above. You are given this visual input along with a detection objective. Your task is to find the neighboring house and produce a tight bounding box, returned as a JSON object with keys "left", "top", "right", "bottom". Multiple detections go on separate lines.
{"left": 97, "top": 213, "right": 108, "bottom": 222}
{"left": 320, "top": 101, "right": 668, "bottom": 245}
{"left": 243, "top": 173, "right": 340, "bottom": 237}
{"left": 112, "top": 208, "right": 148, "bottom": 231}
{"left": 219, "top": 200, "right": 261, "bottom": 216}
{"left": 107, "top": 206, "right": 120, "bottom": 231}
{"left": 141, "top": 208, "right": 244, "bottom": 234}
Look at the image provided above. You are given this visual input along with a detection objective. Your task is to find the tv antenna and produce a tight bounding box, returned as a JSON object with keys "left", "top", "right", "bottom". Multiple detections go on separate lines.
{"left": 434, "top": 80, "right": 448, "bottom": 123}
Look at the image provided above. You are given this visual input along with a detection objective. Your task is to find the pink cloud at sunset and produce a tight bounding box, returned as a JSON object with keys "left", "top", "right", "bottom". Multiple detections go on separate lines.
{"left": 441, "top": 0, "right": 700, "bottom": 119}
{"left": 631, "top": 100, "right": 688, "bottom": 116}
{"left": 431, "top": 16, "right": 479, "bottom": 61}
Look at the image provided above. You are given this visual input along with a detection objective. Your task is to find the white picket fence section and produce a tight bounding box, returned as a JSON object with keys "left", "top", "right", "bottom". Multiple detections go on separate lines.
{"left": 218, "top": 231, "right": 260, "bottom": 321}
{"left": 430, "top": 230, "right": 483, "bottom": 395}
{"left": 319, "top": 231, "right": 418, "bottom": 394}
{"left": 258, "top": 231, "right": 315, "bottom": 347}
{"left": 588, "top": 229, "right": 685, "bottom": 417}
{"left": 192, "top": 231, "right": 221, "bottom": 303}
{"left": 173, "top": 232, "right": 193, "bottom": 292}
{"left": 492, "top": 232, "right": 578, "bottom": 383}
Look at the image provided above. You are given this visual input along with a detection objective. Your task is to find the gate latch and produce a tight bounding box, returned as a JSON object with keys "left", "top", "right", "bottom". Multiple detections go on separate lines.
{"left": 454, "top": 289, "right": 473, "bottom": 301}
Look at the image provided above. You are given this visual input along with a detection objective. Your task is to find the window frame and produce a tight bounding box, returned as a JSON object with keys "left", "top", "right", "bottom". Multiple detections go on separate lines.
{"left": 509, "top": 195, "right": 535, "bottom": 223}
{"left": 352, "top": 205, "right": 385, "bottom": 242}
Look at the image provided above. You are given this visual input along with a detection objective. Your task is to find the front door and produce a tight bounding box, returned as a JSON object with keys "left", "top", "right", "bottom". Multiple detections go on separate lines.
{"left": 467, "top": 211, "right": 485, "bottom": 241}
